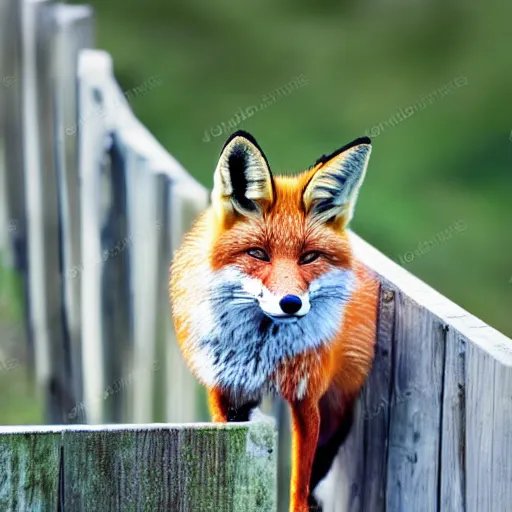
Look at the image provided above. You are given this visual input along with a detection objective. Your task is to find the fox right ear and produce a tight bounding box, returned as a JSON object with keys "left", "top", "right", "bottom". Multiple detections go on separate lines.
{"left": 303, "top": 137, "right": 371, "bottom": 229}
{"left": 211, "top": 131, "right": 274, "bottom": 222}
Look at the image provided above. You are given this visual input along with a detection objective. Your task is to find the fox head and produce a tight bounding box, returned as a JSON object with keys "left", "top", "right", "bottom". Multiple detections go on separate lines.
{"left": 172, "top": 130, "right": 372, "bottom": 392}
{"left": 209, "top": 130, "right": 371, "bottom": 319}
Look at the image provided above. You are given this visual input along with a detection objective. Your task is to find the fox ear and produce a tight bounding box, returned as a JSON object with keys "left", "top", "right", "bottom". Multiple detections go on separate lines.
{"left": 303, "top": 137, "right": 371, "bottom": 229}
{"left": 211, "top": 130, "right": 274, "bottom": 221}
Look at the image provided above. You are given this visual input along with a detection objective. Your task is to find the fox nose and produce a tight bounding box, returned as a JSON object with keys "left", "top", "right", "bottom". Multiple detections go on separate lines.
{"left": 279, "top": 295, "right": 302, "bottom": 315}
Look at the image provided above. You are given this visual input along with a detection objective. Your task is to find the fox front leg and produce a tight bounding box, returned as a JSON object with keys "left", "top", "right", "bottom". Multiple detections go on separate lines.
{"left": 289, "top": 396, "right": 321, "bottom": 512}
{"left": 207, "top": 387, "right": 261, "bottom": 422}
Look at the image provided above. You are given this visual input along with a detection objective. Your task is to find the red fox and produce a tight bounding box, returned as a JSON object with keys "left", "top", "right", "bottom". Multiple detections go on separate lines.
{"left": 170, "top": 130, "right": 379, "bottom": 511}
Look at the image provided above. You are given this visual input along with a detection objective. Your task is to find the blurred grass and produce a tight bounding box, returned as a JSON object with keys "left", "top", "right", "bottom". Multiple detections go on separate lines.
{"left": 70, "top": 0, "right": 511, "bottom": 336}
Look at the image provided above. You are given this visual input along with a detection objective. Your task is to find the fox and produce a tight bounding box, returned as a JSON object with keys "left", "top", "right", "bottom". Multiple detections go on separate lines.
{"left": 169, "top": 130, "right": 379, "bottom": 511}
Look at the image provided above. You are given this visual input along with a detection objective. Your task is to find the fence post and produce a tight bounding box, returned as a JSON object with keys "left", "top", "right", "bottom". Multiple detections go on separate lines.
{"left": 124, "top": 151, "right": 160, "bottom": 423}
{"left": 0, "top": 421, "right": 277, "bottom": 511}
{"left": 52, "top": 3, "right": 95, "bottom": 424}
{"left": 76, "top": 49, "right": 114, "bottom": 423}
{"left": 20, "top": 0, "right": 80, "bottom": 422}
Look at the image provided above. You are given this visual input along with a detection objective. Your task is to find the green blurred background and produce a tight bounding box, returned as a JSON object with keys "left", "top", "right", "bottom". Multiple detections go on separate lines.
{"left": 1, "top": 0, "right": 511, "bottom": 424}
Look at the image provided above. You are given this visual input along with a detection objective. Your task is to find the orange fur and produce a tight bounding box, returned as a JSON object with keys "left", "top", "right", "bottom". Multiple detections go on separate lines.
{"left": 170, "top": 133, "right": 378, "bottom": 511}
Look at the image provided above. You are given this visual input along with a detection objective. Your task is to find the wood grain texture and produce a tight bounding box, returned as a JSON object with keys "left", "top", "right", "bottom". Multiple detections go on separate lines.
{"left": 439, "top": 328, "right": 466, "bottom": 512}
{"left": 0, "top": 427, "right": 61, "bottom": 511}
{"left": 0, "top": 421, "right": 276, "bottom": 511}
{"left": 360, "top": 280, "right": 395, "bottom": 512}
{"left": 62, "top": 422, "right": 276, "bottom": 512}
{"left": 466, "top": 343, "right": 496, "bottom": 512}
{"left": 490, "top": 353, "right": 512, "bottom": 512}
{"left": 78, "top": 50, "right": 114, "bottom": 423}
{"left": 127, "top": 160, "right": 160, "bottom": 423}
{"left": 99, "top": 134, "right": 133, "bottom": 424}
{"left": 385, "top": 291, "right": 445, "bottom": 512}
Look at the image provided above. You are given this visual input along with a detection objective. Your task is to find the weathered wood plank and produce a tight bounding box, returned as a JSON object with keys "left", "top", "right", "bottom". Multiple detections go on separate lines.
{"left": 385, "top": 292, "right": 445, "bottom": 512}
{"left": 77, "top": 50, "right": 115, "bottom": 423}
{"left": 465, "top": 343, "right": 495, "bottom": 512}
{"left": 22, "top": 0, "right": 75, "bottom": 422}
{"left": 125, "top": 149, "right": 160, "bottom": 423}
{"left": 99, "top": 134, "right": 133, "bottom": 423}
{"left": 62, "top": 422, "right": 277, "bottom": 512}
{"left": 53, "top": 3, "right": 95, "bottom": 423}
{"left": 360, "top": 280, "right": 395, "bottom": 512}
{"left": 153, "top": 173, "right": 174, "bottom": 421}
{"left": 156, "top": 162, "right": 210, "bottom": 423}
{"left": 490, "top": 355, "right": 512, "bottom": 512}
{"left": 166, "top": 188, "right": 209, "bottom": 422}
{"left": 0, "top": 422, "right": 276, "bottom": 511}
{"left": 0, "top": 427, "right": 61, "bottom": 511}
{"left": 448, "top": 329, "right": 512, "bottom": 512}
{"left": 439, "top": 329, "right": 466, "bottom": 512}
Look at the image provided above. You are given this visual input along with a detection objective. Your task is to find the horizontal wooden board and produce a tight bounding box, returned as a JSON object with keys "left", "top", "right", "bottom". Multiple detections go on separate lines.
{"left": 62, "top": 422, "right": 276, "bottom": 512}
{"left": 0, "top": 421, "right": 276, "bottom": 512}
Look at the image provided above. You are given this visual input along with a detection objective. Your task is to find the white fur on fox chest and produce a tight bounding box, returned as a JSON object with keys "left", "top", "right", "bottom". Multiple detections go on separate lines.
{"left": 184, "top": 265, "right": 355, "bottom": 398}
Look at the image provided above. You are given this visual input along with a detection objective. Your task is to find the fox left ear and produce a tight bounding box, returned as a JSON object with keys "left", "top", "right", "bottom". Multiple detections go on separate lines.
{"left": 211, "top": 130, "right": 274, "bottom": 222}
{"left": 303, "top": 137, "right": 371, "bottom": 229}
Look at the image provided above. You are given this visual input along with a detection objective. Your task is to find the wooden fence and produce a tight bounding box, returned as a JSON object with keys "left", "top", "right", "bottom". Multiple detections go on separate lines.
{"left": 1, "top": 0, "right": 512, "bottom": 511}
{"left": 0, "top": 419, "right": 277, "bottom": 511}
{"left": 0, "top": 0, "right": 208, "bottom": 427}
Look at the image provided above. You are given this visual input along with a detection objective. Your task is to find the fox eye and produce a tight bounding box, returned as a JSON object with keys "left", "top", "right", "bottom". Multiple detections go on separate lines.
{"left": 299, "top": 251, "right": 321, "bottom": 265}
{"left": 247, "top": 248, "right": 270, "bottom": 262}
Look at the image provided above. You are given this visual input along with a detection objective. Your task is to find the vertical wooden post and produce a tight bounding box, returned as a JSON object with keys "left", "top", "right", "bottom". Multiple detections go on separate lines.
{"left": 166, "top": 186, "right": 209, "bottom": 422}
{"left": 98, "top": 134, "right": 132, "bottom": 423}
{"left": 153, "top": 173, "right": 173, "bottom": 421}
{"left": 125, "top": 150, "right": 160, "bottom": 423}
{"left": 77, "top": 50, "right": 113, "bottom": 423}
{"left": 20, "top": 0, "right": 80, "bottom": 423}
{"left": 52, "top": 3, "right": 94, "bottom": 423}
{"left": 439, "top": 329, "right": 465, "bottom": 512}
